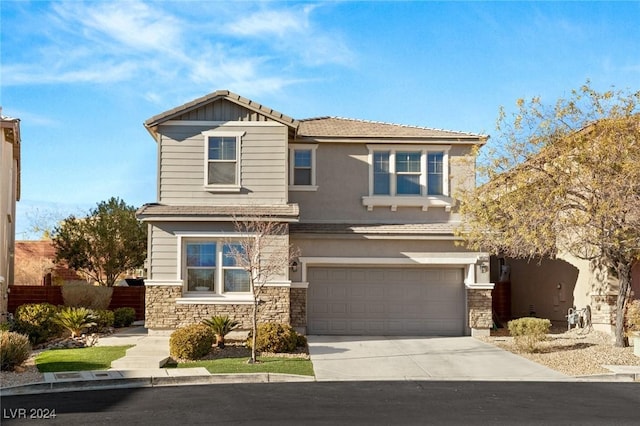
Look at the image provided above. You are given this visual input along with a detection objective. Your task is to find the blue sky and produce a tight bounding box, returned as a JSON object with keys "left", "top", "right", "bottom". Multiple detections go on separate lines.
{"left": 2, "top": 1, "right": 639, "bottom": 239}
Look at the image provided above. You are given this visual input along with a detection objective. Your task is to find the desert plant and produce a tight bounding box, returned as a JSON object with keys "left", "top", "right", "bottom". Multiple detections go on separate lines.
{"left": 13, "top": 303, "right": 61, "bottom": 344}
{"left": 625, "top": 300, "right": 640, "bottom": 336}
{"left": 54, "top": 307, "right": 97, "bottom": 338}
{"left": 247, "top": 323, "right": 299, "bottom": 354}
{"left": 169, "top": 324, "right": 215, "bottom": 360}
{"left": 202, "top": 315, "right": 239, "bottom": 348}
{"left": 61, "top": 282, "right": 113, "bottom": 309}
{"left": 113, "top": 307, "right": 136, "bottom": 328}
{"left": 0, "top": 331, "right": 32, "bottom": 371}
{"left": 90, "top": 309, "right": 115, "bottom": 332}
{"left": 508, "top": 317, "right": 551, "bottom": 353}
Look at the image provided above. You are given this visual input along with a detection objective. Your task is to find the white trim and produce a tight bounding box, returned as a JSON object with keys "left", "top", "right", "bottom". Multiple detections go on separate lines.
{"left": 290, "top": 281, "right": 309, "bottom": 289}
{"left": 176, "top": 296, "right": 254, "bottom": 305}
{"left": 263, "top": 280, "right": 293, "bottom": 287}
{"left": 299, "top": 254, "right": 482, "bottom": 282}
{"left": 465, "top": 282, "right": 495, "bottom": 290}
{"left": 362, "top": 195, "right": 454, "bottom": 212}
{"left": 202, "top": 130, "right": 245, "bottom": 190}
{"left": 164, "top": 120, "right": 286, "bottom": 127}
{"left": 144, "top": 280, "right": 183, "bottom": 287}
{"left": 289, "top": 143, "right": 318, "bottom": 190}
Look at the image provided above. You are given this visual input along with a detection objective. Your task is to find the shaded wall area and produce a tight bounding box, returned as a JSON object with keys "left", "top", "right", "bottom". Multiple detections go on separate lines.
{"left": 491, "top": 257, "right": 579, "bottom": 324}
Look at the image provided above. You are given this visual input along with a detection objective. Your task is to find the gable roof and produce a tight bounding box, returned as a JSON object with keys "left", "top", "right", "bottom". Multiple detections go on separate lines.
{"left": 144, "top": 90, "right": 488, "bottom": 144}
{"left": 297, "top": 117, "right": 486, "bottom": 143}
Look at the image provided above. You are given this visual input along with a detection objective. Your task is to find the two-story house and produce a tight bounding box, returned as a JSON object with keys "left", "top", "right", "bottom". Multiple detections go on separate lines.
{"left": 1, "top": 111, "right": 21, "bottom": 321}
{"left": 138, "top": 90, "right": 493, "bottom": 337}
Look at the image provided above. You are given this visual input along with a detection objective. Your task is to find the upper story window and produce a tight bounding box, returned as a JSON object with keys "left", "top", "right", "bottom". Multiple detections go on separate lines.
{"left": 184, "top": 240, "right": 250, "bottom": 294}
{"left": 202, "top": 130, "right": 245, "bottom": 191}
{"left": 289, "top": 144, "right": 318, "bottom": 191}
{"left": 364, "top": 145, "right": 452, "bottom": 211}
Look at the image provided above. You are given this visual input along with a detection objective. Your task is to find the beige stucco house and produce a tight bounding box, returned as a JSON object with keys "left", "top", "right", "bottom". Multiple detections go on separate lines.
{"left": 138, "top": 90, "right": 493, "bottom": 336}
{"left": 1, "top": 111, "right": 21, "bottom": 320}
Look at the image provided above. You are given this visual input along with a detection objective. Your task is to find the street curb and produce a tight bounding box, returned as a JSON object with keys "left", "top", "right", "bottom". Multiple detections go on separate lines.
{"left": 0, "top": 373, "right": 316, "bottom": 396}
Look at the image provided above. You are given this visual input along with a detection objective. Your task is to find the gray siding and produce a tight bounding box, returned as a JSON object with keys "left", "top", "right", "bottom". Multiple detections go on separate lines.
{"left": 289, "top": 143, "right": 475, "bottom": 223}
{"left": 158, "top": 123, "right": 287, "bottom": 205}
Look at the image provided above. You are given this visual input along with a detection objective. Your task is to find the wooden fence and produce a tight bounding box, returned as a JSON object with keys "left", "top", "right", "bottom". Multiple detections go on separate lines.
{"left": 7, "top": 285, "right": 145, "bottom": 320}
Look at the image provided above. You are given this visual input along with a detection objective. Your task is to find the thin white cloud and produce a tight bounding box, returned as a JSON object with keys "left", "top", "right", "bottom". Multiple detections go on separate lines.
{"left": 3, "top": 62, "right": 138, "bottom": 86}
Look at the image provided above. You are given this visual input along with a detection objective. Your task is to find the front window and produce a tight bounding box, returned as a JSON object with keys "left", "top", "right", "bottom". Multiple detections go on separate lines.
{"left": 207, "top": 136, "right": 237, "bottom": 185}
{"left": 185, "top": 241, "right": 250, "bottom": 294}
{"left": 373, "top": 151, "right": 390, "bottom": 195}
{"left": 293, "top": 150, "right": 312, "bottom": 185}
{"left": 289, "top": 144, "right": 318, "bottom": 190}
{"left": 427, "top": 152, "right": 444, "bottom": 195}
{"left": 395, "top": 151, "right": 421, "bottom": 195}
{"left": 201, "top": 130, "right": 245, "bottom": 190}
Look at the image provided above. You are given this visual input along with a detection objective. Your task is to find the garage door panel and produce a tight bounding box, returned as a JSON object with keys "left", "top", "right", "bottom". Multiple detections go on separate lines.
{"left": 308, "top": 267, "right": 465, "bottom": 336}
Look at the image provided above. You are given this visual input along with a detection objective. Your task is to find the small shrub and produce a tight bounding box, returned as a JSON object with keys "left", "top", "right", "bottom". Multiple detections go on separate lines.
{"left": 53, "top": 307, "right": 97, "bottom": 338}
{"left": 14, "top": 303, "right": 61, "bottom": 344}
{"left": 625, "top": 300, "right": 640, "bottom": 335}
{"left": 61, "top": 282, "right": 113, "bottom": 310}
{"left": 1, "top": 331, "right": 32, "bottom": 371}
{"left": 0, "top": 322, "right": 11, "bottom": 332}
{"left": 90, "top": 309, "right": 115, "bottom": 332}
{"left": 247, "top": 323, "right": 298, "bottom": 353}
{"left": 113, "top": 307, "right": 136, "bottom": 328}
{"left": 170, "top": 324, "right": 215, "bottom": 360}
{"left": 296, "top": 333, "right": 308, "bottom": 348}
{"left": 202, "top": 315, "right": 239, "bottom": 348}
{"left": 508, "top": 317, "right": 551, "bottom": 353}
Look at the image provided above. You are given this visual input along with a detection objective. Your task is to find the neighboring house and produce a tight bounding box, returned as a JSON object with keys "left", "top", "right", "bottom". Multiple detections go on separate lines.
{"left": 13, "top": 240, "right": 84, "bottom": 286}
{"left": 0, "top": 111, "right": 21, "bottom": 321}
{"left": 138, "top": 90, "right": 493, "bottom": 336}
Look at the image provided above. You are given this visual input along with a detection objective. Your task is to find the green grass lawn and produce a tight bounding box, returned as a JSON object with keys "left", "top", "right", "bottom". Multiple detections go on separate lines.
{"left": 176, "top": 356, "right": 314, "bottom": 376}
{"left": 35, "top": 346, "right": 133, "bottom": 373}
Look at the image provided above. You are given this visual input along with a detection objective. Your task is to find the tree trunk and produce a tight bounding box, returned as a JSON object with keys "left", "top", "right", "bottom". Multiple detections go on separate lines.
{"left": 250, "top": 299, "right": 258, "bottom": 363}
{"left": 614, "top": 262, "right": 632, "bottom": 347}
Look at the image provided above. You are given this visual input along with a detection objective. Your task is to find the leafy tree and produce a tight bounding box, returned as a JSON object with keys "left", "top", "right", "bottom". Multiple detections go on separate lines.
{"left": 226, "top": 215, "right": 299, "bottom": 364}
{"left": 52, "top": 197, "right": 147, "bottom": 287}
{"left": 458, "top": 82, "right": 640, "bottom": 347}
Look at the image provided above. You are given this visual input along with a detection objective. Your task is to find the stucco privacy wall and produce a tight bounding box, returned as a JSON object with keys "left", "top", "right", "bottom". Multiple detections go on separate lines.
{"left": 145, "top": 285, "right": 291, "bottom": 330}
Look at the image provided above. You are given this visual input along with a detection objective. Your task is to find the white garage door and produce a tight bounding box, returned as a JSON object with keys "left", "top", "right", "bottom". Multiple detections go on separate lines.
{"left": 307, "top": 267, "right": 465, "bottom": 336}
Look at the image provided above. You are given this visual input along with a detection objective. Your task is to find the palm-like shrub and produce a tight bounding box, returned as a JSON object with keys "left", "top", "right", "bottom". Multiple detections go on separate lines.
{"left": 202, "top": 315, "right": 239, "bottom": 348}
{"left": 54, "top": 307, "right": 97, "bottom": 338}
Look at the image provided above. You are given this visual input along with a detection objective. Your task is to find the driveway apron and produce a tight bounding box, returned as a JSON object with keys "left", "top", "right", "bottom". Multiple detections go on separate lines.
{"left": 308, "top": 336, "right": 569, "bottom": 381}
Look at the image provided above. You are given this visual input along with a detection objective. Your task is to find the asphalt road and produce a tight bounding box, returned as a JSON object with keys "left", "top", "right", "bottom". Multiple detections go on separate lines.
{"left": 2, "top": 381, "right": 638, "bottom": 425}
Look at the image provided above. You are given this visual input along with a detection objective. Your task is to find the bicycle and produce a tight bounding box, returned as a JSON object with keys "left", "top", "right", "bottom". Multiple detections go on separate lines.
{"left": 567, "top": 305, "right": 592, "bottom": 334}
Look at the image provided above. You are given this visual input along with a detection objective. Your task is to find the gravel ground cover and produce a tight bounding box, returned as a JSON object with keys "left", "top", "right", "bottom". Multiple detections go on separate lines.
{"left": 480, "top": 326, "right": 640, "bottom": 377}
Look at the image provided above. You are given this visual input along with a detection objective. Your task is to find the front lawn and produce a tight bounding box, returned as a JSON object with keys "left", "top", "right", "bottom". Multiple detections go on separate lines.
{"left": 176, "top": 356, "right": 314, "bottom": 376}
{"left": 35, "top": 346, "right": 133, "bottom": 373}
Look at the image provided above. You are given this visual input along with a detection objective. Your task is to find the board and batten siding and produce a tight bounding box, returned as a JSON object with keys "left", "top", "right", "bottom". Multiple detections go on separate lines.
{"left": 158, "top": 123, "right": 288, "bottom": 205}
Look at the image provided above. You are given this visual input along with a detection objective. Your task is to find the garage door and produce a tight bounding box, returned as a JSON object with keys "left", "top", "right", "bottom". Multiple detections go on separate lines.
{"left": 307, "top": 267, "right": 465, "bottom": 336}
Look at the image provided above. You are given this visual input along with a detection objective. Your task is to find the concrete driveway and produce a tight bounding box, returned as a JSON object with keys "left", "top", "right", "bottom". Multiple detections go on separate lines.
{"left": 308, "top": 336, "right": 569, "bottom": 381}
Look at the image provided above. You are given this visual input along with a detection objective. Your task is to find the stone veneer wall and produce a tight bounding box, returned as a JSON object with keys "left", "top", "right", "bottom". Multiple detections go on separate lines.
{"left": 590, "top": 294, "right": 617, "bottom": 332}
{"left": 145, "top": 285, "right": 291, "bottom": 330}
{"left": 290, "top": 287, "right": 306, "bottom": 329}
{"left": 467, "top": 288, "right": 493, "bottom": 330}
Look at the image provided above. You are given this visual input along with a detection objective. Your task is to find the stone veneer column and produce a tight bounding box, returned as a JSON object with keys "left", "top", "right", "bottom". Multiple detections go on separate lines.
{"left": 290, "top": 287, "right": 307, "bottom": 332}
{"left": 145, "top": 284, "right": 182, "bottom": 330}
{"left": 467, "top": 287, "right": 493, "bottom": 337}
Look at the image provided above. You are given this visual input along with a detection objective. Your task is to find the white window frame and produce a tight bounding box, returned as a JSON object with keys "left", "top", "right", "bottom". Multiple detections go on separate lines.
{"left": 179, "top": 235, "right": 252, "bottom": 299}
{"left": 288, "top": 144, "right": 318, "bottom": 191}
{"left": 363, "top": 144, "right": 452, "bottom": 211}
{"left": 202, "top": 130, "right": 245, "bottom": 192}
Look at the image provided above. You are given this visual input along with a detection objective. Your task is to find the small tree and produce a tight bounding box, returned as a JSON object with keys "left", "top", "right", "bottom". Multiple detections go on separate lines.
{"left": 226, "top": 214, "right": 299, "bottom": 364}
{"left": 52, "top": 197, "right": 147, "bottom": 287}
{"left": 458, "top": 82, "right": 640, "bottom": 347}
